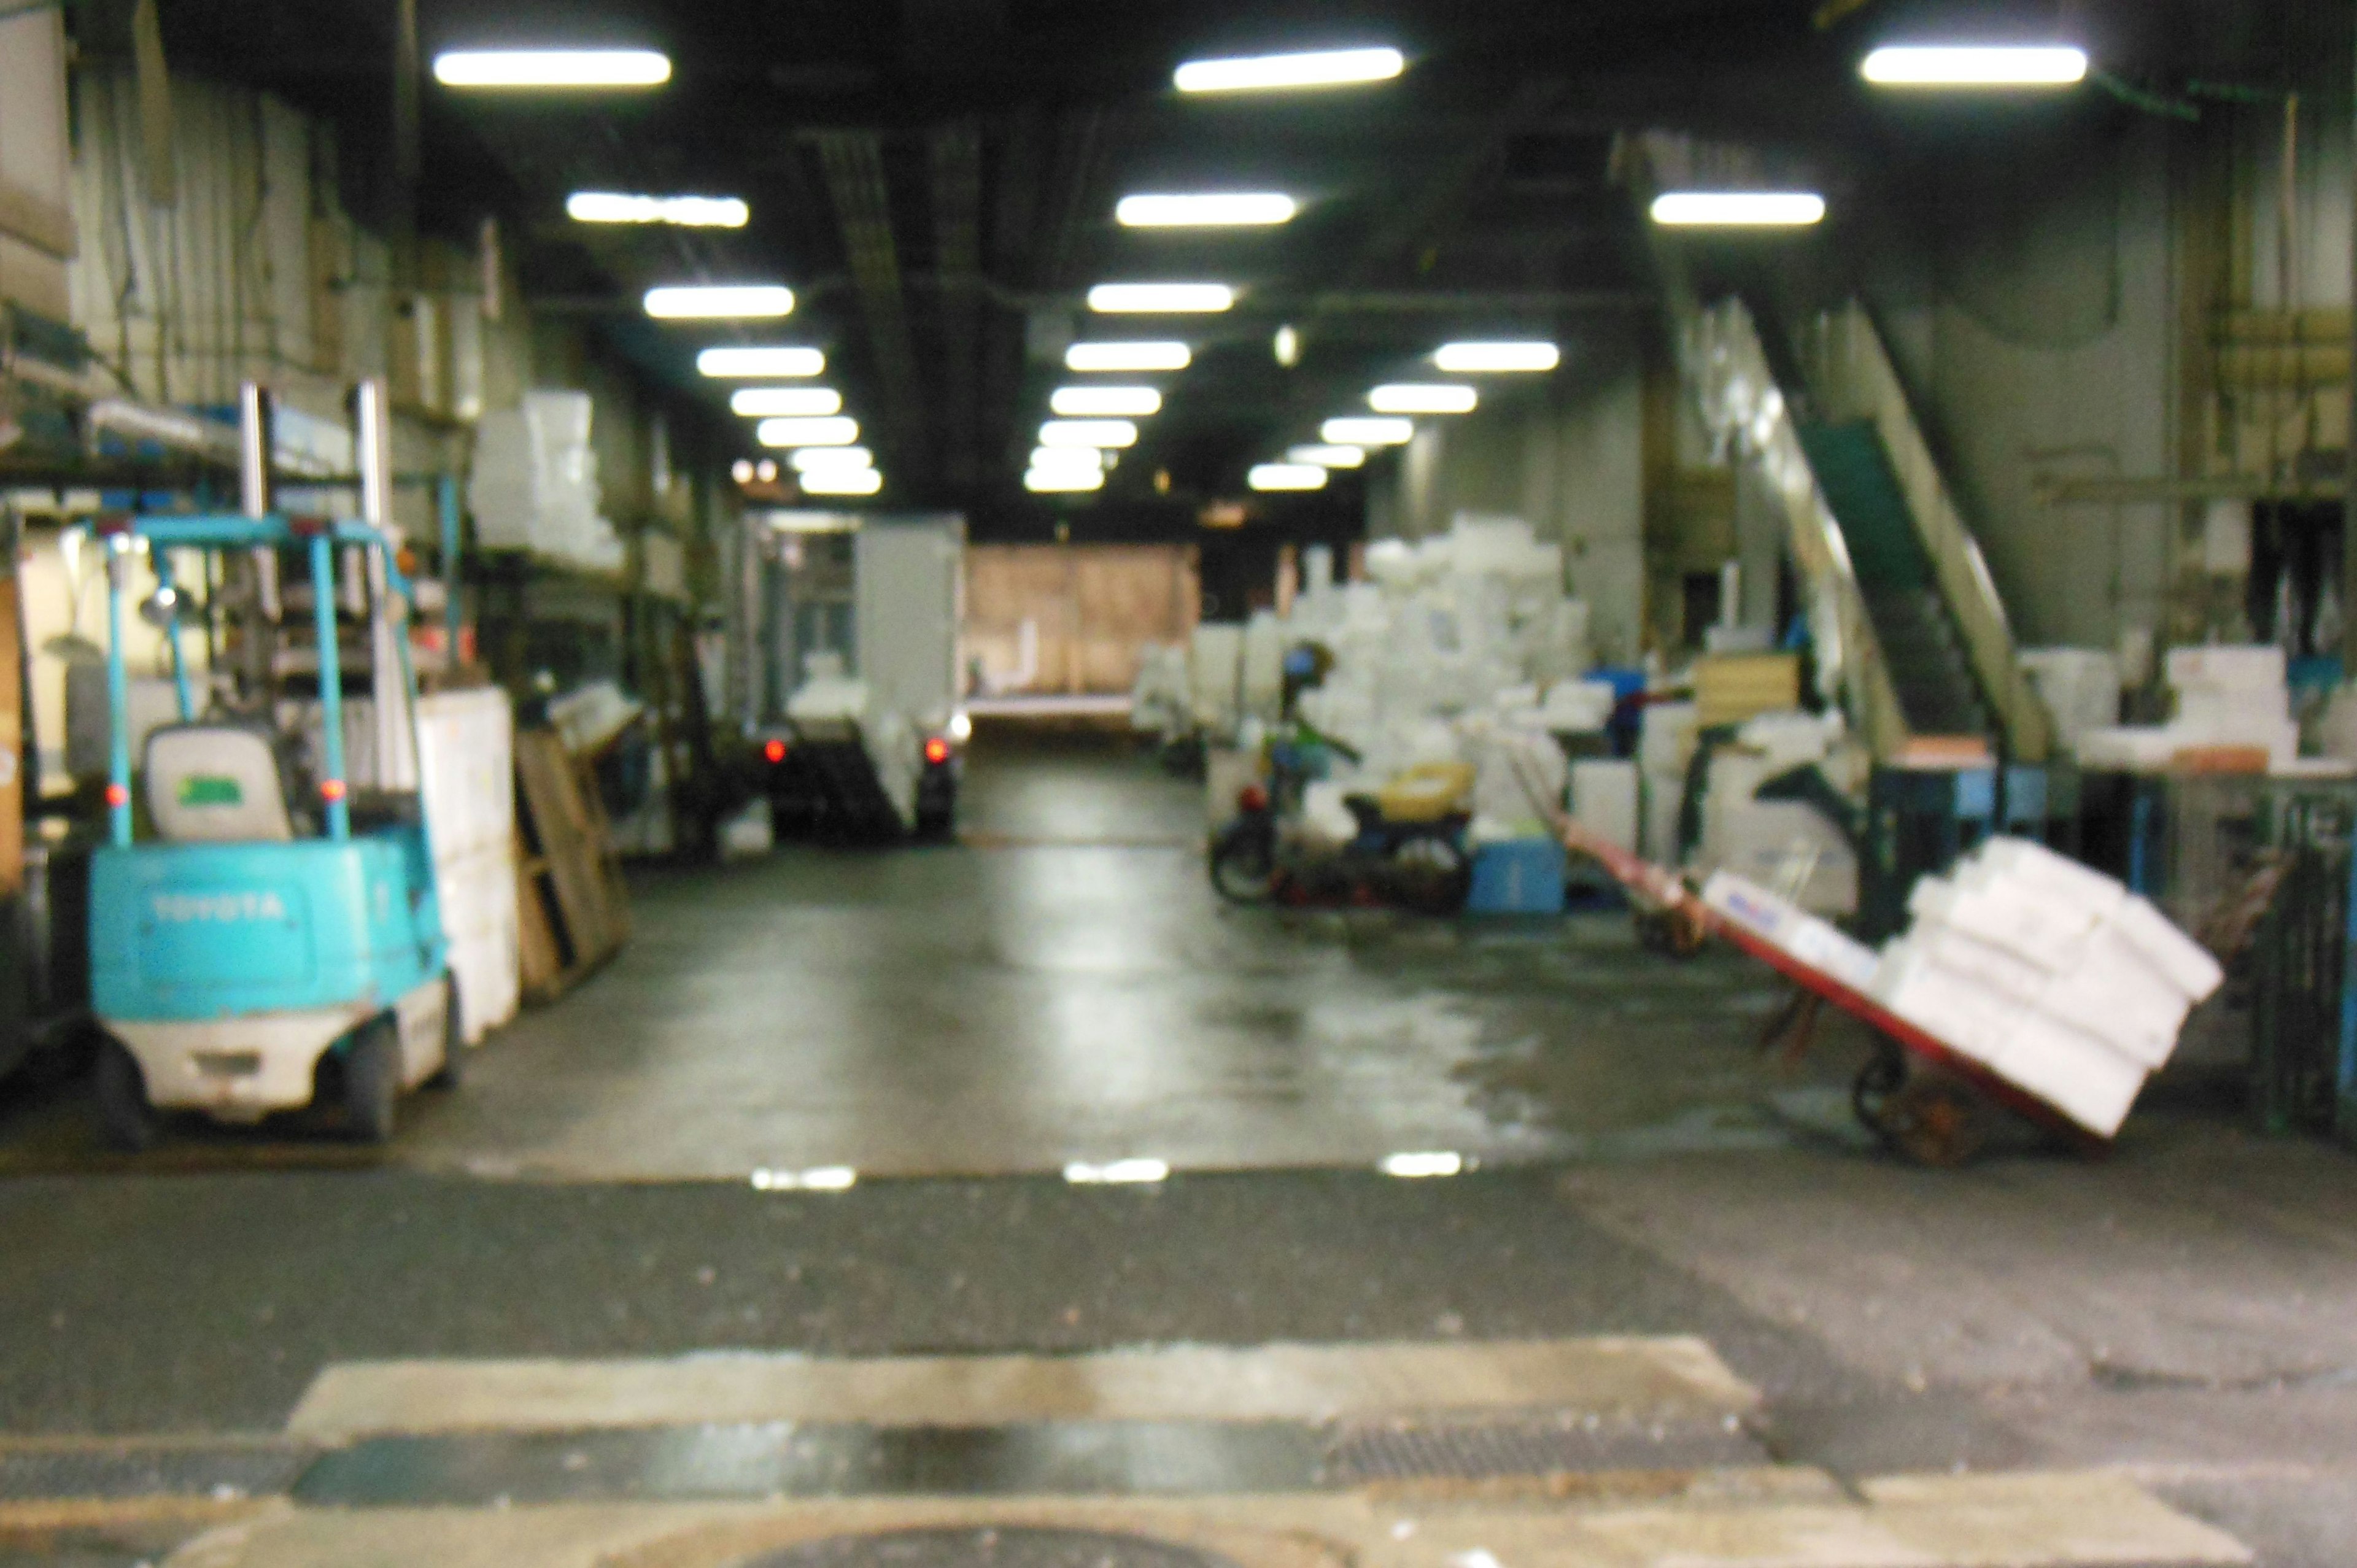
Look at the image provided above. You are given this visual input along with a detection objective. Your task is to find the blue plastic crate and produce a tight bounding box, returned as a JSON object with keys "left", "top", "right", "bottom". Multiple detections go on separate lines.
{"left": 1466, "top": 838, "right": 1568, "bottom": 915}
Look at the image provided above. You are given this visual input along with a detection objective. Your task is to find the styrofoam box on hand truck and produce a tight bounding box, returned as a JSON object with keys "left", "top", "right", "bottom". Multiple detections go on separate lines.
{"left": 1701, "top": 871, "right": 1881, "bottom": 993}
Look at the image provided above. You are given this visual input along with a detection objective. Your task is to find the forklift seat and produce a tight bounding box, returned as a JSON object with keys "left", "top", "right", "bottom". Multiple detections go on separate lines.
{"left": 144, "top": 725, "right": 297, "bottom": 844}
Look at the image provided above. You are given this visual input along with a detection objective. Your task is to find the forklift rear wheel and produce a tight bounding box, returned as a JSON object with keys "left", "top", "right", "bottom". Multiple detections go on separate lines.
{"left": 94, "top": 1038, "right": 159, "bottom": 1154}
{"left": 426, "top": 979, "right": 465, "bottom": 1090}
{"left": 344, "top": 1016, "right": 401, "bottom": 1143}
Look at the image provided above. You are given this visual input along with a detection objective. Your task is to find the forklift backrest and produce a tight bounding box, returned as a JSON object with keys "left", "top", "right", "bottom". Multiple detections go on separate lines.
{"left": 143, "top": 725, "right": 297, "bottom": 844}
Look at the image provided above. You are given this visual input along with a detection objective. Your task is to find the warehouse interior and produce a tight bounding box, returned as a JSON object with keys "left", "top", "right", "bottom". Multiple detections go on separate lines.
{"left": 4, "top": 2, "right": 2357, "bottom": 1564}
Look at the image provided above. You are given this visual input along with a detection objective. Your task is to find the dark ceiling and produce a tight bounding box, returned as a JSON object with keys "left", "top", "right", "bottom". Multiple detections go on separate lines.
{"left": 130, "top": 0, "right": 2343, "bottom": 532}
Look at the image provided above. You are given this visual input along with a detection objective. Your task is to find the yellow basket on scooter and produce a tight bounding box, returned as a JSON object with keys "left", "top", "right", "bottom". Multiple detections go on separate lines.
{"left": 1374, "top": 762, "right": 1476, "bottom": 824}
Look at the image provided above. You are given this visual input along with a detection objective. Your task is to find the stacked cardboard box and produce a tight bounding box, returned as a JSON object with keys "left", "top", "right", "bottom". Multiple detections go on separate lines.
{"left": 1871, "top": 837, "right": 2223, "bottom": 1136}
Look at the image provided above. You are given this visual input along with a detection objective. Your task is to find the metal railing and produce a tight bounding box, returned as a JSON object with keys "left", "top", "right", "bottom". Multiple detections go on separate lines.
{"left": 1683, "top": 298, "right": 1912, "bottom": 763}
{"left": 1798, "top": 303, "right": 2051, "bottom": 763}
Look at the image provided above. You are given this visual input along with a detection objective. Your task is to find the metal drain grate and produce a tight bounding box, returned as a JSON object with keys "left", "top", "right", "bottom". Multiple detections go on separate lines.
{"left": 740, "top": 1527, "right": 1245, "bottom": 1568}
{"left": 1323, "top": 1414, "right": 1766, "bottom": 1485}
{"left": 0, "top": 1443, "right": 310, "bottom": 1501}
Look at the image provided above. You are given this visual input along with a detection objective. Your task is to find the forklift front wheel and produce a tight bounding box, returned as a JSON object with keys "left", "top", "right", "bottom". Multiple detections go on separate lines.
{"left": 344, "top": 1016, "right": 401, "bottom": 1143}
{"left": 94, "top": 1038, "right": 159, "bottom": 1154}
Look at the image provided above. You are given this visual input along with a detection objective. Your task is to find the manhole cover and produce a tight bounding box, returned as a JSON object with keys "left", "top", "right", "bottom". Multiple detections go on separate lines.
{"left": 739, "top": 1527, "right": 1244, "bottom": 1568}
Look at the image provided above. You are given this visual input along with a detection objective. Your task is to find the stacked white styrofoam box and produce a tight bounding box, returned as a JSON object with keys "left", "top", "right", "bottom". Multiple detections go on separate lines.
{"left": 1570, "top": 760, "right": 1640, "bottom": 855}
{"left": 1275, "top": 517, "right": 1592, "bottom": 790}
{"left": 1701, "top": 871, "right": 1883, "bottom": 994}
{"left": 1190, "top": 624, "right": 1244, "bottom": 734}
{"left": 1462, "top": 718, "right": 1565, "bottom": 835}
{"left": 467, "top": 392, "right": 618, "bottom": 571}
{"left": 1639, "top": 701, "right": 1700, "bottom": 865}
{"left": 1697, "top": 713, "right": 1859, "bottom": 916}
{"left": 2077, "top": 644, "right": 2297, "bottom": 772}
{"left": 2018, "top": 648, "right": 2122, "bottom": 751}
{"left": 415, "top": 689, "right": 519, "bottom": 1046}
{"left": 1871, "top": 836, "right": 2223, "bottom": 1136}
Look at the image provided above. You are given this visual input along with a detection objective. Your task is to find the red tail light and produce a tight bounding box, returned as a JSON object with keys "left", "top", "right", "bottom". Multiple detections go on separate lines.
{"left": 923, "top": 737, "right": 952, "bottom": 766}
{"left": 1237, "top": 784, "right": 1269, "bottom": 813}
{"left": 764, "top": 738, "right": 788, "bottom": 765}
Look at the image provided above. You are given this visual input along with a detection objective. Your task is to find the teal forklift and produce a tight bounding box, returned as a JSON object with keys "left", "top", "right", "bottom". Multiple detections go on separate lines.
{"left": 89, "top": 382, "right": 457, "bottom": 1149}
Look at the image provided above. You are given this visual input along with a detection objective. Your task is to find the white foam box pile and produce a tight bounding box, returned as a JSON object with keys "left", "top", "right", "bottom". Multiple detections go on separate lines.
{"left": 468, "top": 392, "right": 627, "bottom": 572}
{"left": 1872, "top": 836, "right": 2224, "bottom": 1137}
{"left": 2078, "top": 643, "right": 2297, "bottom": 772}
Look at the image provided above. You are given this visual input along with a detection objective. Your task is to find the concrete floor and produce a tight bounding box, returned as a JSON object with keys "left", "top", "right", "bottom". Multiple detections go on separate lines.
{"left": 0, "top": 731, "right": 2353, "bottom": 1563}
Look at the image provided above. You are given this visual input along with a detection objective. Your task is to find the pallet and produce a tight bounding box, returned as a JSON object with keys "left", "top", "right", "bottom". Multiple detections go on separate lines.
{"left": 513, "top": 728, "right": 630, "bottom": 1003}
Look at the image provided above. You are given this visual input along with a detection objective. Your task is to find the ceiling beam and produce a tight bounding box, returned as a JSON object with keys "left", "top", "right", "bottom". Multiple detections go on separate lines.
{"left": 929, "top": 122, "right": 985, "bottom": 489}
{"left": 808, "top": 130, "right": 927, "bottom": 478}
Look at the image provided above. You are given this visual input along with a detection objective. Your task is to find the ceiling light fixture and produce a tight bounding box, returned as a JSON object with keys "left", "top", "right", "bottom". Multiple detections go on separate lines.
{"left": 1649, "top": 191, "right": 1826, "bottom": 228}
{"left": 432, "top": 49, "right": 671, "bottom": 88}
{"left": 790, "top": 446, "right": 875, "bottom": 473}
{"left": 1066, "top": 341, "right": 1192, "bottom": 373}
{"left": 730, "top": 387, "right": 843, "bottom": 417}
{"left": 1249, "top": 463, "right": 1328, "bottom": 492}
{"left": 757, "top": 416, "right": 859, "bottom": 447}
{"left": 1288, "top": 444, "right": 1366, "bottom": 468}
{"left": 1862, "top": 45, "right": 2089, "bottom": 87}
{"left": 1369, "top": 383, "right": 1477, "bottom": 414}
{"left": 1433, "top": 340, "right": 1560, "bottom": 373}
{"left": 1174, "top": 47, "right": 1405, "bottom": 94}
{"left": 644, "top": 284, "right": 795, "bottom": 320}
{"left": 1087, "top": 283, "right": 1236, "bottom": 314}
{"left": 696, "top": 346, "right": 823, "bottom": 378}
{"left": 1051, "top": 386, "right": 1163, "bottom": 417}
{"left": 1039, "top": 419, "right": 1139, "bottom": 449}
{"left": 799, "top": 468, "right": 882, "bottom": 496}
{"left": 1030, "top": 446, "right": 1107, "bottom": 471}
{"left": 567, "top": 191, "right": 748, "bottom": 228}
{"left": 1273, "top": 324, "right": 1301, "bottom": 367}
{"left": 1322, "top": 417, "right": 1414, "bottom": 446}
{"left": 1026, "top": 468, "right": 1106, "bottom": 494}
{"left": 1116, "top": 193, "right": 1298, "bottom": 228}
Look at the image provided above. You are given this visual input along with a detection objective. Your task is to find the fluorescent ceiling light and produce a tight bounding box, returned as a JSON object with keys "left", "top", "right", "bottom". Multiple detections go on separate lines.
{"left": 1250, "top": 463, "right": 1328, "bottom": 492}
{"left": 800, "top": 468, "right": 882, "bottom": 496}
{"left": 757, "top": 416, "right": 859, "bottom": 447}
{"left": 1650, "top": 191, "right": 1826, "bottom": 228}
{"left": 1026, "top": 468, "right": 1107, "bottom": 494}
{"left": 1051, "top": 385, "right": 1163, "bottom": 417}
{"left": 1369, "top": 383, "right": 1477, "bottom": 414}
{"left": 1116, "top": 192, "right": 1298, "bottom": 228}
{"left": 1039, "top": 419, "right": 1139, "bottom": 449}
{"left": 1379, "top": 1151, "right": 1465, "bottom": 1178}
{"left": 432, "top": 49, "right": 670, "bottom": 88}
{"left": 1175, "top": 47, "right": 1405, "bottom": 94}
{"left": 1862, "top": 45, "right": 2088, "bottom": 87}
{"left": 1029, "top": 446, "right": 1106, "bottom": 472}
{"left": 1088, "top": 283, "right": 1236, "bottom": 314}
{"left": 1064, "top": 1158, "right": 1169, "bottom": 1184}
{"left": 567, "top": 191, "right": 748, "bottom": 228}
{"left": 644, "top": 284, "right": 795, "bottom": 320}
{"left": 730, "top": 387, "right": 843, "bottom": 417}
{"left": 697, "top": 346, "right": 823, "bottom": 378}
{"left": 1434, "top": 340, "right": 1560, "bottom": 373}
{"left": 790, "top": 446, "right": 874, "bottom": 473}
{"left": 750, "top": 1165, "right": 857, "bottom": 1191}
{"left": 1288, "top": 444, "right": 1366, "bottom": 468}
{"left": 1322, "top": 417, "right": 1414, "bottom": 446}
{"left": 1066, "top": 341, "right": 1192, "bottom": 373}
